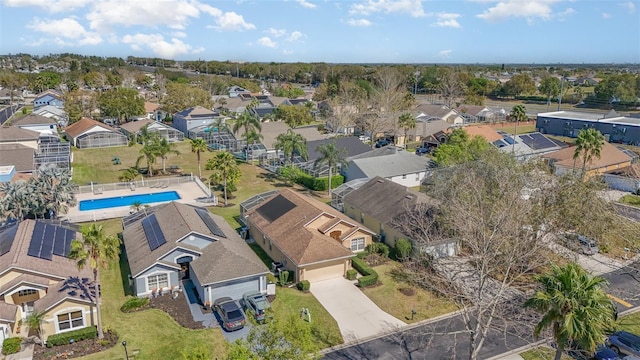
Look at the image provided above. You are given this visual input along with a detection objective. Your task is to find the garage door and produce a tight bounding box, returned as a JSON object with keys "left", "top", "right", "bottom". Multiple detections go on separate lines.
{"left": 304, "top": 262, "right": 345, "bottom": 283}
{"left": 211, "top": 277, "right": 260, "bottom": 301}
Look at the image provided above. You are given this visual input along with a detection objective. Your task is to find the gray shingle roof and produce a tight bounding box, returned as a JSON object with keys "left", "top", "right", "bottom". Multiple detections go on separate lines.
{"left": 9, "top": 114, "right": 57, "bottom": 126}
{"left": 0, "top": 127, "right": 40, "bottom": 142}
{"left": 0, "top": 143, "right": 35, "bottom": 172}
{"left": 259, "top": 122, "right": 325, "bottom": 149}
{"left": 306, "top": 137, "right": 372, "bottom": 162}
{"left": 347, "top": 148, "right": 433, "bottom": 179}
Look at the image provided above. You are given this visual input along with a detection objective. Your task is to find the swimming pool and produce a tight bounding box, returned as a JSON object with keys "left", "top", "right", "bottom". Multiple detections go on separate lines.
{"left": 79, "top": 191, "right": 181, "bottom": 211}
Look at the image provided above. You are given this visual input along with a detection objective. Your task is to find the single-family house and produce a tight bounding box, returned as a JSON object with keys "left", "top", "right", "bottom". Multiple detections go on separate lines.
{"left": 305, "top": 137, "right": 371, "bottom": 163}
{"left": 7, "top": 114, "right": 58, "bottom": 135}
{"left": 172, "top": 106, "right": 218, "bottom": 137}
{"left": 414, "top": 104, "right": 464, "bottom": 125}
{"left": 0, "top": 88, "right": 23, "bottom": 105}
{"left": 343, "top": 147, "right": 434, "bottom": 187}
{"left": 603, "top": 164, "right": 640, "bottom": 193}
{"left": 493, "top": 132, "right": 564, "bottom": 160}
{"left": 0, "top": 143, "right": 36, "bottom": 173}
{"left": 259, "top": 122, "right": 325, "bottom": 151}
{"left": 0, "top": 220, "right": 97, "bottom": 343}
{"left": 396, "top": 119, "right": 451, "bottom": 147}
{"left": 460, "top": 125, "right": 504, "bottom": 143}
{"left": 32, "top": 105, "right": 67, "bottom": 126}
{"left": 0, "top": 127, "right": 40, "bottom": 149}
{"left": 119, "top": 118, "right": 184, "bottom": 143}
{"left": 144, "top": 102, "right": 162, "bottom": 121}
{"left": 33, "top": 90, "right": 63, "bottom": 109}
{"left": 228, "top": 86, "right": 251, "bottom": 98}
{"left": 64, "top": 117, "right": 127, "bottom": 148}
{"left": 244, "top": 188, "right": 375, "bottom": 283}
{"left": 542, "top": 142, "right": 633, "bottom": 178}
{"left": 122, "top": 202, "right": 268, "bottom": 303}
{"left": 456, "top": 105, "right": 507, "bottom": 123}
{"left": 318, "top": 101, "right": 359, "bottom": 136}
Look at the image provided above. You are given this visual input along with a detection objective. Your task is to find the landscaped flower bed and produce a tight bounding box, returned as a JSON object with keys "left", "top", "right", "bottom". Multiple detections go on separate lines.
{"left": 32, "top": 329, "right": 118, "bottom": 360}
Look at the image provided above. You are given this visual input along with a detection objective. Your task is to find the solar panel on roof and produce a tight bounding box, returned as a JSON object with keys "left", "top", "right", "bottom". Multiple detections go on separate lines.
{"left": 520, "top": 133, "right": 557, "bottom": 150}
{"left": 0, "top": 223, "right": 18, "bottom": 256}
{"left": 195, "top": 208, "right": 226, "bottom": 238}
{"left": 142, "top": 214, "right": 166, "bottom": 251}
{"left": 502, "top": 136, "right": 516, "bottom": 145}
{"left": 257, "top": 194, "right": 296, "bottom": 223}
{"left": 52, "top": 226, "right": 74, "bottom": 257}
{"left": 27, "top": 222, "right": 46, "bottom": 258}
{"left": 40, "top": 238, "right": 53, "bottom": 260}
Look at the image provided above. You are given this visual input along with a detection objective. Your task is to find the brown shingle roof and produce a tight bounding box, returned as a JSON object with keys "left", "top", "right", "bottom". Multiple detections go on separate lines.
{"left": 64, "top": 117, "right": 115, "bottom": 138}
{"left": 0, "top": 273, "right": 50, "bottom": 296}
{"left": 259, "top": 122, "right": 325, "bottom": 149}
{"left": 175, "top": 106, "right": 215, "bottom": 118}
{"left": 0, "top": 127, "right": 40, "bottom": 142}
{"left": 414, "top": 104, "right": 454, "bottom": 119}
{"left": 144, "top": 102, "right": 160, "bottom": 113}
{"left": 0, "top": 303, "right": 17, "bottom": 323}
{"left": 119, "top": 118, "right": 155, "bottom": 133}
{"left": 34, "top": 279, "right": 93, "bottom": 313}
{"left": 542, "top": 142, "right": 632, "bottom": 170}
{"left": 0, "top": 143, "right": 35, "bottom": 172}
{"left": 9, "top": 114, "right": 56, "bottom": 126}
{"left": 461, "top": 125, "right": 503, "bottom": 143}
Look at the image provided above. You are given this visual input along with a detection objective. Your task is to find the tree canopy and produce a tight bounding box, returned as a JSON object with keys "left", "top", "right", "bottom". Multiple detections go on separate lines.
{"left": 433, "top": 128, "right": 490, "bottom": 166}
{"left": 274, "top": 105, "right": 314, "bottom": 128}
{"left": 98, "top": 87, "right": 145, "bottom": 122}
{"left": 161, "top": 82, "right": 214, "bottom": 114}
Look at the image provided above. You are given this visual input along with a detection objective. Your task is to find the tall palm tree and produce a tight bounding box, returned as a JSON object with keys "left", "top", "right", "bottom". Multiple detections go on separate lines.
{"left": 69, "top": 224, "right": 121, "bottom": 339}
{"left": 397, "top": 112, "right": 417, "bottom": 148}
{"left": 509, "top": 105, "right": 528, "bottom": 153}
{"left": 119, "top": 167, "right": 140, "bottom": 182}
{"left": 525, "top": 263, "right": 615, "bottom": 360}
{"left": 274, "top": 129, "right": 308, "bottom": 164}
{"left": 190, "top": 138, "right": 208, "bottom": 179}
{"left": 0, "top": 180, "right": 30, "bottom": 222}
{"left": 573, "top": 128, "right": 605, "bottom": 178}
{"left": 136, "top": 133, "right": 161, "bottom": 176}
{"left": 233, "top": 110, "right": 262, "bottom": 146}
{"left": 26, "top": 311, "right": 46, "bottom": 346}
{"left": 244, "top": 129, "right": 264, "bottom": 162}
{"left": 156, "top": 138, "right": 180, "bottom": 174}
{"left": 205, "top": 152, "right": 241, "bottom": 206}
{"left": 314, "top": 141, "right": 347, "bottom": 196}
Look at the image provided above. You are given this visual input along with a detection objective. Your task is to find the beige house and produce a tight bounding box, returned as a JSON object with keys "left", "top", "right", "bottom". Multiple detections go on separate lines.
{"left": 542, "top": 142, "right": 633, "bottom": 178}
{"left": 0, "top": 220, "right": 97, "bottom": 343}
{"left": 244, "top": 189, "right": 375, "bottom": 283}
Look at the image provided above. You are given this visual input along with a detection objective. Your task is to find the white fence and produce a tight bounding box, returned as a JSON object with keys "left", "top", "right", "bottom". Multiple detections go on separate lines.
{"left": 78, "top": 175, "right": 195, "bottom": 194}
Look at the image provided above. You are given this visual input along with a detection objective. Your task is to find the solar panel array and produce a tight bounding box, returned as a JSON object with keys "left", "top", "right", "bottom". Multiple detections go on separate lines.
{"left": 195, "top": 208, "right": 227, "bottom": 238}
{"left": 27, "top": 221, "right": 75, "bottom": 260}
{"left": 502, "top": 136, "right": 517, "bottom": 145}
{"left": 519, "top": 133, "right": 557, "bottom": 150}
{"left": 257, "top": 195, "right": 296, "bottom": 223}
{"left": 142, "top": 214, "right": 167, "bottom": 251}
{"left": 0, "top": 223, "right": 18, "bottom": 256}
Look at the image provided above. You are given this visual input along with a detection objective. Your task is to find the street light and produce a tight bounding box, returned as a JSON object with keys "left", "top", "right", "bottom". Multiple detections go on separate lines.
{"left": 122, "top": 340, "right": 129, "bottom": 360}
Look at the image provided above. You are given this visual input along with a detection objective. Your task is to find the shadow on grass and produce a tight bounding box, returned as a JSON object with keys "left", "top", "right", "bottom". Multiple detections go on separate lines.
{"left": 311, "top": 327, "right": 343, "bottom": 349}
{"left": 247, "top": 243, "right": 274, "bottom": 268}
{"left": 119, "top": 243, "right": 134, "bottom": 297}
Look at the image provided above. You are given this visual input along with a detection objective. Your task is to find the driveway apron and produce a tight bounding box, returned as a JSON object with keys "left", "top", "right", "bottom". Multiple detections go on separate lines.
{"left": 310, "top": 277, "right": 406, "bottom": 343}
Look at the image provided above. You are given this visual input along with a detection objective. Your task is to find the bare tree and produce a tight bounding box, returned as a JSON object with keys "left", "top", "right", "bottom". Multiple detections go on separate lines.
{"left": 437, "top": 67, "right": 466, "bottom": 108}
{"left": 326, "top": 81, "right": 367, "bottom": 135}
{"left": 366, "top": 67, "right": 409, "bottom": 141}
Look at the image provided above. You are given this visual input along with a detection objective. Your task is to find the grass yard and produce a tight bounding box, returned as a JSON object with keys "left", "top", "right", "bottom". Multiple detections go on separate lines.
{"left": 520, "top": 346, "right": 572, "bottom": 360}
{"left": 79, "top": 219, "right": 227, "bottom": 360}
{"left": 620, "top": 194, "right": 640, "bottom": 208}
{"left": 361, "top": 263, "right": 458, "bottom": 324}
{"left": 269, "top": 287, "right": 344, "bottom": 348}
{"left": 598, "top": 217, "right": 640, "bottom": 259}
{"left": 618, "top": 311, "right": 640, "bottom": 334}
{"left": 493, "top": 123, "right": 537, "bottom": 135}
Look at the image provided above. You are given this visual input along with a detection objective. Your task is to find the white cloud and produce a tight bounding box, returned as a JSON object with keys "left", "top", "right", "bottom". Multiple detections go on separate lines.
{"left": 433, "top": 13, "right": 461, "bottom": 28}
{"left": 620, "top": 1, "right": 636, "bottom": 13}
{"left": 121, "top": 33, "right": 203, "bottom": 58}
{"left": 345, "top": 18, "right": 373, "bottom": 26}
{"left": 437, "top": 49, "right": 452, "bottom": 58}
{"left": 3, "top": 0, "right": 91, "bottom": 12}
{"left": 86, "top": 1, "right": 200, "bottom": 32}
{"left": 27, "top": 17, "right": 102, "bottom": 45}
{"left": 212, "top": 11, "right": 256, "bottom": 31}
{"left": 266, "top": 28, "right": 287, "bottom": 37}
{"left": 296, "top": 0, "right": 317, "bottom": 9}
{"left": 602, "top": 12, "right": 612, "bottom": 19}
{"left": 350, "top": 0, "right": 426, "bottom": 17}
{"left": 476, "top": 0, "right": 564, "bottom": 22}
{"left": 287, "top": 31, "right": 303, "bottom": 41}
{"left": 172, "top": 31, "right": 187, "bottom": 38}
{"left": 257, "top": 37, "right": 277, "bottom": 48}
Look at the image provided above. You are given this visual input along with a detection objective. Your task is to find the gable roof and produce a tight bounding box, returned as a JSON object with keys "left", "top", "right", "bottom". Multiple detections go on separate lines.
{"left": 0, "top": 127, "right": 40, "bottom": 142}
{"left": 119, "top": 118, "right": 173, "bottom": 133}
{"left": 174, "top": 106, "right": 215, "bottom": 118}
{"left": 259, "top": 122, "right": 325, "bottom": 149}
{"left": 414, "top": 104, "right": 454, "bottom": 119}
{"left": 344, "top": 176, "right": 438, "bottom": 226}
{"left": 306, "top": 137, "right": 371, "bottom": 162}
{"left": 408, "top": 119, "right": 452, "bottom": 138}
{"left": 246, "top": 189, "right": 372, "bottom": 265}
{"left": 144, "top": 102, "right": 160, "bottom": 113}
{"left": 122, "top": 202, "right": 267, "bottom": 282}
{"left": 461, "top": 125, "right": 504, "bottom": 143}
{"left": 33, "top": 105, "right": 66, "bottom": 118}
{"left": 456, "top": 105, "right": 488, "bottom": 116}
{"left": 9, "top": 114, "right": 57, "bottom": 126}
{"left": 64, "top": 117, "right": 115, "bottom": 138}
{"left": 347, "top": 147, "right": 433, "bottom": 178}
{"left": 542, "top": 142, "right": 632, "bottom": 170}
{"left": 34, "top": 89, "right": 62, "bottom": 101}
{"left": 0, "top": 302, "right": 17, "bottom": 322}
{"left": 0, "top": 143, "right": 35, "bottom": 172}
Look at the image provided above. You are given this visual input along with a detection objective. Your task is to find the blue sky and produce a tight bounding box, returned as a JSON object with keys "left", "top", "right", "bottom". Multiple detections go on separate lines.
{"left": 1, "top": 0, "right": 638, "bottom": 64}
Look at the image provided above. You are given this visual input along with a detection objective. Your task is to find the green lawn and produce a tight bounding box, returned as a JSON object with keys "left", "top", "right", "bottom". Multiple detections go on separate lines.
{"left": 598, "top": 217, "right": 640, "bottom": 259}
{"left": 361, "top": 263, "right": 458, "bottom": 324}
{"left": 520, "top": 346, "right": 572, "bottom": 360}
{"left": 618, "top": 310, "right": 640, "bottom": 334}
{"left": 620, "top": 194, "right": 640, "bottom": 208}
{"left": 493, "top": 123, "right": 537, "bottom": 135}
{"left": 79, "top": 219, "right": 228, "bottom": 360}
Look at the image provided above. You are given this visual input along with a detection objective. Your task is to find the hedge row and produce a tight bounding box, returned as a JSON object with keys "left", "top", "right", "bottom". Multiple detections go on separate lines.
{"left": 120, "top": 297, "right": 149, "bottom": 313}
{"left": 47, "top": 326, "right": 97, "bottom": 347}
{"left": 2, "top": 337, "right": 21, "bottom": 355}
{"left": 352, "top": 257, "right": 378, "bottom": 288}
{"left": 296, "top": 173, "right": 344, "bottom": 192}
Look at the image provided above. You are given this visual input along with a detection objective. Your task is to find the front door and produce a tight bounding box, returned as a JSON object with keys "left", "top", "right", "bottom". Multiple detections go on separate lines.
{"left": 21, "top": 302, "right": 34, "bottom": 320}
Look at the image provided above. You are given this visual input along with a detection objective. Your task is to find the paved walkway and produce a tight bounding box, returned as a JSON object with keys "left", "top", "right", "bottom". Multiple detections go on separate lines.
{"left": 182, "top": 280, "right": 217, "bottom": 328}
{"left": 310, "top": 277, "right": 406, "bottom": 344}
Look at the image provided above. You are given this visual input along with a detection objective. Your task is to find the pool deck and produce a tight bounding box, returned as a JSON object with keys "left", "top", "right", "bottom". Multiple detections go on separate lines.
{"left": 64, "top": 182, "right": 210, "bottom": 223}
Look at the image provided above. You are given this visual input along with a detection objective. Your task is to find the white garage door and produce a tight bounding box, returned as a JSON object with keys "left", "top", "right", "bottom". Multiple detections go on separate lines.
{"left": 304, "top": 262, "right": 345, "bottom": 283}
{"left": 211, "top": 277, "right": 260, "bottom": 301}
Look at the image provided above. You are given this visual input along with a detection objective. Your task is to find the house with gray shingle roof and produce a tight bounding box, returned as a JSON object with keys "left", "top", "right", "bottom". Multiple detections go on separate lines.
{"left": 8, "top": 114, "right": 58, "bottom": 135}
{"left": 342, "top": 147, "right": 434, "bottom": 187}
{"left": 122, "top": 202, "right": 268, "bottom": 304}
{"left": 0, "top": 220, "right": 96, "bottom": 342}
{"left": 172, "top": 106, "right": 220, "bottom": 137}
{"left": 119, "top": 118, "right": 184, "bottom": 143}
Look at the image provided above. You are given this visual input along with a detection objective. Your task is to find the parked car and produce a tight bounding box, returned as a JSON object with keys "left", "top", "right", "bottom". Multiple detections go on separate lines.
{"left": 375, "top": 138, "right": 391, "bottom": 148}
{"left": 243, "top": 291, "right": 271, "bottom": 323}
{"left": 623, "top": 356, "right": 640, "bottom": 360}
{"left": 579, "top": 236, "right": 599, "bottom": 255}
{"left": 213, "top": 297, "right": 246, "bottom": 332}
{"left": 608, "top": 331, "right": 640, "bottom": 357}
{"left": 415, "top": 147, "right": 430, "bottom": 156}
{"left": 568, "top": 343, "right": 621, "bottom": 360}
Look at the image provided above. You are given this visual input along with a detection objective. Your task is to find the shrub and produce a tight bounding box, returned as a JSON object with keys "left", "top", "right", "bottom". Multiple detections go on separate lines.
{"left": 394, "top": 238, "right": 413, "bottom": 261}
{"left": 47, "top": 326, "right": 97, "bottom": 347}
{"left": 278, "top": 270, "right": 290, "bottom": 286}
{"left": 266, "top": 273, "right": 278, "bottom": 283}
{"left": 366, "top": 242, "right": 390, "bottom": 257}
{"left": 358, "top": 274, "right": 378, "bottom": 287}
{"left": 297, "top": 280, "right": 311, "bottom": 292}
{"left": 120, "top": 297, "right": 149, "bottom": 313}
{"left": 352, "top": 257, "right": 379, "bottom": 288}
{"left": 346, "top": 269, "right": 357, "bottom": 280}
{"left": 356, "top": 251, "right": 369, "bottom": 259}
{"left": 296, "top": 173, "right": 345, "bottom": 192}
{"left": 2, "top": 337, "right": 21, "bottom": 355}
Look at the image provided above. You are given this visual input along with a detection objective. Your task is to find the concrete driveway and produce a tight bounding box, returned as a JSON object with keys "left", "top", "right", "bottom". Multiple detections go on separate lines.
{"left": 310, "top": 277, "right": 406, "bottom": 343}
{"left": 543, "top": 235, "right": 627, "bottom": 275}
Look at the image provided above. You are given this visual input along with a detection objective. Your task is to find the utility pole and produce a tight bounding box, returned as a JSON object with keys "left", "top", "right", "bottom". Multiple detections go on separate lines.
{"left": 557, "top": 76, "right": 564, "bottom": 111}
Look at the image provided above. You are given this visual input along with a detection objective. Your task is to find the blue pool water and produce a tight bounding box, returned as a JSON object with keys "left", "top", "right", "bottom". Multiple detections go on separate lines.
{"left": 79, "top": 191, "right": 181, "bottom": 211}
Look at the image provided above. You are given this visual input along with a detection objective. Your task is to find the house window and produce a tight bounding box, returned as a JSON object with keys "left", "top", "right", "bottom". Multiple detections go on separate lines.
{"left": 147, "top": 273, "right": 168, "bottom": 291}
{"left": 402, "top": 174, "right": 407, "bottom": 180}
{"left": 57, "top": 311, "right": 84, "bottom": 331}
{"left": 350, "top": 238, "right": 366, "bottom": 252}
{"left": 415, "top": 173, "right": 420, "bottom": 181}
{"left": 269, "top": 241, "right": 272, "bottom": 251}
{"left": 17, "top": 289, "right": 37, "bottom": 297}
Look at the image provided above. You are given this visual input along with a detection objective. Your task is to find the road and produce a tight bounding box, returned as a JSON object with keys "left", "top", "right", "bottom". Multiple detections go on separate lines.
{"left": 0, "top": 105, "right": 19, "bottom": 125}
{"left": 323, "top": 261, "right": 640, "bottom": 360}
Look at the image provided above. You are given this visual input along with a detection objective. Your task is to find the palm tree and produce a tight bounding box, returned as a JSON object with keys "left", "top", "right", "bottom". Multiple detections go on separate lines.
{"left": 26, "top": 310, "right": 46, "bottom": 346}
{"left": 274, "top": 129, "right": 308, "bottom": 163}
{"left": 69, "top": 224, "right": 121, "bottom": 339}
{"left": 33, "top": 164, "right": 78, "bottom": 219}
{"left": 314, "top": 141, "right": 347, "bottom": 196}
{"left": 206, "top": 151, "right": 241, "bottom": 206}
{"left": 0, "top": 180, "right": 30, "bottom": 222}
{"left": 190, "top": 138, "right": 208, "bottom": 179}
{"left": 509, "top": 105, "right": 527, "bottom": 153}
{"left": 233, "top": 110, "right": 262, "bottom": 146}
{"left": 119, "top": 167, "right": 140, "bottom": 182}
{"left": 573, "top": 128, "right": 605, "bottom": 178}
{"left": 525, "top": 263, "right": 615, "bottom": 360}
{"left": 130, "top": 201, "right": 147, "bottom": 213}
{"left": 397, "top": 112, "right": 417, "bottom": 148}
{"left": 244, "top": 128, "right": 264, "bottom": 162}
{"left": 156, "top": 138, "right": 180, "bottom": 174}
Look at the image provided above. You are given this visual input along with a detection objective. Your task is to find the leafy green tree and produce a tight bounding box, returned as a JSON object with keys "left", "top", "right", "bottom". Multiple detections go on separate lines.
{"left": 397, "top": 112, "right": 417, "bottom": 148}
{"left": 573, "top": 128, "right": 605, "bottom": 178}
{"left": 32, "top": 164, "right": 78, "bottom": 218}
{"left": 206, "top": 152, "right": 241, "bottom": 206}
{"left": 63, "top": 89, "right": 98, "bottom": 123}
{"left": 279, "top": 165, "right": 303, "bottom": 186}
{"left": 274, "top": 86, "right": 305, "bottom": 98}
{"left": 233, "top": 110, "right": 262, "bottom": 145}
{"left": 26, "top": 310, "right": 47, "bottom": 346}
{"left": 136, "top": 133, "right": 162, "bottom": 176}
{"left": 274, "top": 129, "right": 308, "bottom": 163}
{"left": 31, "top": 71, "right": 61, "bottom": 93}
{"left": 593, "top": 74, "right": 639, "bottom": 104}
{"left": 156, "top": 137, "right": 180, "bottom": 174}
{"left": 539, "top": 76, "right": 562, "bottom": 110}
{"left": 503, "top": 74, "right": 536, "bottom": 97}
{"left": 274, "top": 105, "right": 314, "bottom": 128}
{"left": 69, "top": 224, "right": 121, "bottom": 339}
{"left": 0, "top": 71, "right": 27, "bottom": 104}
{"left": 433, "top": 128, "right": 490, "bottom": 166}
{"left": 525, "top": 263, "right": 615, "bottom": 360}
{"left": 98, "top": 87, "right": 145, "bottom": 123}
{"left": 161, "top": 83, "right": 214, "bottom": 114}
{"left": 314, "top": 141, "right": 347, "bottom": 196}
{"left": 190, "top": 138, "right": 209, "bottom": 179}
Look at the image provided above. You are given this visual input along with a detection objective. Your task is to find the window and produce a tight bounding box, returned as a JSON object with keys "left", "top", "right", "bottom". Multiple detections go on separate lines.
{"left": 17, "top": 289, "right": 37, "bottom": 297}
{"left": 350, "top": 238, "right": 365, "bottom": 251}
{"left": 57, "top": 311, "right": 84, "bottom": 331}
{"left": 147, "top": 273, "right": 168, "bottom": 290}
{"left": 415, "top": 173, "right": 420, "bottom": 181}
{"left": 269, "top": 241, "right": 272, "bottom": 251}
{"left": 402, "top": 174, "right": 407, "bottom": 179}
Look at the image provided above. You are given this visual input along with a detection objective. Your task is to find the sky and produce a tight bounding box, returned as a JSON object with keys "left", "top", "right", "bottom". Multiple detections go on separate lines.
{"left": 0, "top": 0, "right": 639, "bottom": 64}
